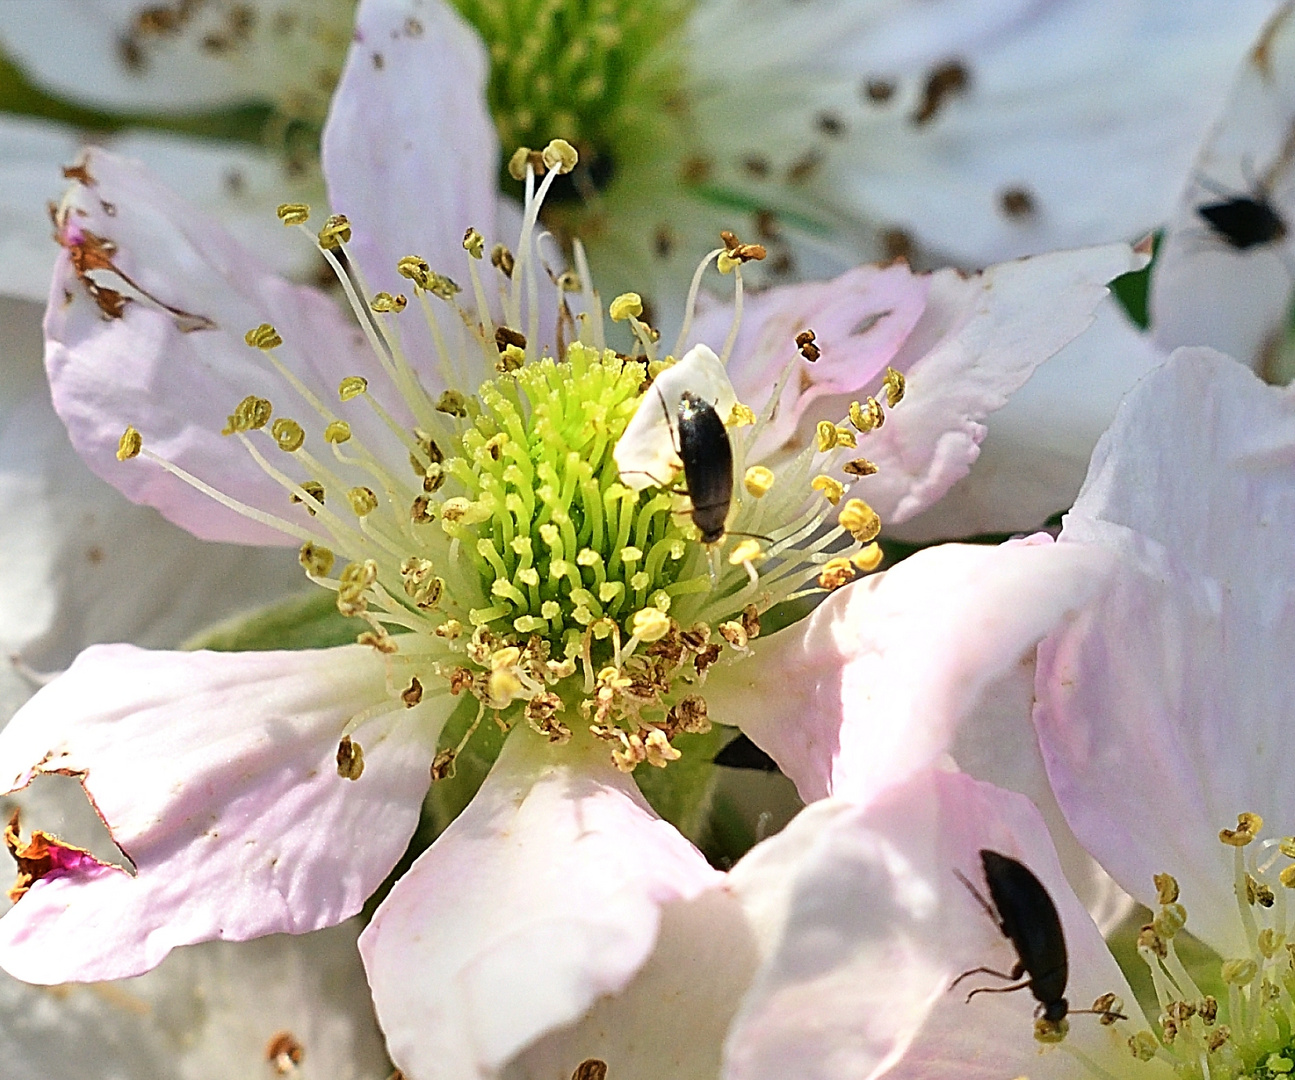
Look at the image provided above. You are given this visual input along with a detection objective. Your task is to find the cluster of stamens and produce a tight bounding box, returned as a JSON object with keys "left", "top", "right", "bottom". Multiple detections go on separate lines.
{"left": 1120, "top": 814, "right": 1295, "bottom": 1080}
{"left": 108, "top": 138, "right": 893, "bottom": 777}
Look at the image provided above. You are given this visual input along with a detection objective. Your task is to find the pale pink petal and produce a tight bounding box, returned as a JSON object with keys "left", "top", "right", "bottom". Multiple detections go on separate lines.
{"left": 0, "top": 115, "right": 320, "bottom": 303}
{"left": 0, "top": 643, "right": 443, "bottom": 982}
{"left": 890, "top": 299, "right": 1165, "bottom": 542}
{"left": 323, "top": 0, "right": 500, "bottom": 301}
{"left": 0, "top": 0, "right": 355, "bottom": 113}
{"left": 45, "top": 147, "right": 381, "bottom": 545}
{"left": 704, "top": 537, "right": 1114, "bottom": 805}
{"left": 1150, "top": 4, "right": 1295, "bottom": 370}
{"left": 685, "top": 263, "right": 930, "bottom": 458}
{"left": 361, "top": 731, "right": 724, "bottom": 1080}
{"left": 725, "top": 769, "right": 1156, "bottom": 1080}
{"left": 1036, "top": 347, "right": 1295, "bottom": 956}
{"left": 0, "top": 386, "right": 304, "bottom": 722}
{"left": 864, "top": 243, "right": 1146, "bottom": 525}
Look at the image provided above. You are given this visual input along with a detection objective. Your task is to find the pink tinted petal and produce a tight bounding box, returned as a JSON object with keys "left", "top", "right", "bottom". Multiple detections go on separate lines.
{"left": 0, "top": 644, "right": 442, "bottom": 983}
{"left": 46, "top": 148, "right": 383, "bottom": 545}
{"left": 1150, "top": 4, "right": 1295, "bottom": 369}
{"left": 0, "top": 386, "right": 303, "bottom": 721}
{"left": 725, "top": 770, "right": 1151, "bottom": 1080}
{"left": 686, "top": 263, "right": 930, "bottom": 457}
{"left": 891, "top": 300, "right": 1165, "bottom": 543}
{"left": 361, "top": 732, "right": 721, "bottom": 1080}
{"left": 323, "top": 0, "right": 499, "bottom": 301}
{"left": 1037, "top": 348, "right": 1295, "bottom": 956}
{"left": 705, "top": 538, "right": 1113, "bottom": 805}
{"left": 865, "top": 243, "right": 1145, "bottom": 525}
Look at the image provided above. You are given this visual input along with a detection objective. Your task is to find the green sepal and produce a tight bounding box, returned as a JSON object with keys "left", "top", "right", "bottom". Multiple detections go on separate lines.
{"left": 181, "top": 589, "right": 364, "bottom": 652}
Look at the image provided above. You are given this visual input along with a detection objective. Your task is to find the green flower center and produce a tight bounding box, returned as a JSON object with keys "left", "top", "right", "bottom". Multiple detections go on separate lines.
{"left": 453, "top": 0, "right": 690, "bottom": 197}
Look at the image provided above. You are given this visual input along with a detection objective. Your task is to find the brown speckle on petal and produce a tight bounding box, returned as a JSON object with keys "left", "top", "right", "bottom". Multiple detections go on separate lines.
{"left": 911, "top": 59, "right": 971, "bottom": 125}
{"left": 999, "top": 185, "right": 1037, "bottom": 220}
{"left": 265, "top": 1031, "right": 304, "bottom": 1075}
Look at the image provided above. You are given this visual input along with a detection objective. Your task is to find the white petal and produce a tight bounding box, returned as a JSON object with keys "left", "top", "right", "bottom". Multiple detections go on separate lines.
{"left": 1, "top": 0, "right": 354, "bottom": 113}
{"left": 0, "top": 386, "right": 305, "bottom": 722}
{"left": 724, "top": 769, "right": 1157, "bottom": 1080}
{"left": 1036, "top": 347, "right": 1295, "bottom": 955}
{"left": 322, "top": 0, "right": 501, "bottom": 301}
{"left": 0, "top": 921, "right": 389, "bottom": 1080}
{"left": 692, "top": 0, "right": 1274, "bottom": 264}
{"left": 0, "top": 115, "right": 322, "bottom": 303}
{"left": 361, "top": 731, "right": 725, "bottom": 1080}
{"left": 615, "top": 344, "right": 736, "bottom": 491}
{"left": 1150, "top": 3, "right": 1295, "bottom": 369}
{"left": 890, "top": 298, "right": 1165, "bottom": 542}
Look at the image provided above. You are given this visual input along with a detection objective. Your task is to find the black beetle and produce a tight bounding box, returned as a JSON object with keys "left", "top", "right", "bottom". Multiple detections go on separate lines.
{"left": 952, "top": 849, "right": 1069, "bottom": 1023}
{"left": 666, "top": 390, "right": 733, "bottom": 545}
{"left": 1197, "top": 193, "right": 1288, "bottom": 251}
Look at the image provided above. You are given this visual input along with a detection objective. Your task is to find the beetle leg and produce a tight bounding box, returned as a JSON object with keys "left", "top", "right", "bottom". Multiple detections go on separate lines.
{"left": 950, "top": 965, "right": 1022, "bottom": 992}
{"left": 963, "top": 979, "right": 1033, "bottom": 1004}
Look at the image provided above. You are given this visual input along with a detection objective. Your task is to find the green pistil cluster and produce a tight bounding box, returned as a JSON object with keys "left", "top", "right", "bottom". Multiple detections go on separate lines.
{"left": 443, "top": 342, "right": 703, "bottom": 656}
{"left": 452, "top": 0, "right": 690, "bottom": 184}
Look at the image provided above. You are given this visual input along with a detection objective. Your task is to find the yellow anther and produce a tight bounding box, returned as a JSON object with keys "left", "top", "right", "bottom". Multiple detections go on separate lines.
{"left": 816, "top": 420, "right": 839, "bottom": 452}
{"left": 497, "top": 344, "right": 525, "bottom": 372}
{"left": 271, "top": 418, "right": 305, "bottom": 452}
{"left": 631, "top": 608, "right": 671, "bottom": 642}
{"left": 1246, "top": 873, "right": 1275, "bottom": 907}
{"left": 436, "top": 390, "right": 468, "bottom": 417}
{"left": 1207, "top": 1026, "right": 1231, "bottom": 1052}
{"left": 397, "top": 255, "right": 433, "bottom": 288}
{"left": 290, "top": 479, "right": 324, "bottom": 514}
{"left": 1280, "top": 865, "right": 1295, "bottom": 889}
{"left": 317, "top": 214, "right": 352, "bottom": 250}
{"left": 276, "top": 202, "right": 310, "bottom": 226}
{"left": 324, "top": 420, "right": 352, "bottom": 444}
{"left": 463, "top": 228, "right": 485, "bottom": 259}
{"left": 609, "top": 292, "right": 643, "bottom": 322}
{"left": 833, "top": 425, "right": 857, "bottom": 448}
{"left": 370, "top": 292, "right": 407, "bottom": 313}
{"left": 1154, "top": 872, "right": 1179, "bottom": 905}
{"left": 744, "top": 465, "right": 774, "bottom": 497}
{"left": 728, "top": 402, "right": 756, "bottom": 427}
{"left": 717, "top": 250, "right": 741, "bottom": 275}
{"left": 1153, "top": 903, "right": 1187, "bottom": 938}
{"left": 116, "top": 426, "right": 142, "bottom": 461}
{"left": 620, "top": 546, "right": 643, "bottom": 563}
{"left": 221, "top": 394, "right": 272, "bottom": 434}
{"left": 339, "top": 376, "right": 368, "bottom": 401}
{"left": 576, "top": 548, "right": 600, "bottom": 567}
{"left": 883, "top": 366, "right": 906, "bottom": 407}
{"left": 245, "top": 323, "right": 283, "bottom": 350}
{"left": 1129, "top": 1032, "right": 1159, "bottom": 1061}
{"left": 644, "top": 728, "right": 681, "bottom": 768}
{"left": 817, "top": 557, "right": 855, "bottom": 591}
{"left": 1137, "top": 925, "right": 1166, "bottom": 957}
{"left": 411, "top": 496, "right": 434, "bottom": 524}
{"left": 849, "top": 397, "right": 885, "bottom": 432}
{"left": 839, "top": 498, "right": 882, "bottom": 543}
{"left": 508, "top": 147, "right": 536, "bottom": 181}
{"left": 336, "top": 736, "right": 364, "bottom": 780}
{"left": 542, "top": 138, "right": 579, "bottom": 174}
{"left": 347, "top": 486, "right": 378, "bottom": 516}
{"left": 630, "top": 570, "right": 651, "bottom": 591}
{"left": 812, "top": 474, "right": 845, "bottom": 504}
{"left": 1033, "top": 1017, "right": 1068, "bottom": 1044}
{"left": 843, "top": 457, "right": 878, "bottom": 477}
{"left": 1220, "top": 812, "right": 1263, "bottom": 846}
{"left": 298, "top": 541, "right": 334, "bottom": 578}
{"left": 490, "top": 243, "right": 515, "bottom": 277}
{"left": 852, "top": 542, "right": 884, "bottom": 572}
{"left": 1221, "top": 958, "right": 1258, "bottom": 985}
{"left": 1260, "top": 928, "right": 1284, "bottom": 958}
{"left": 728, "top": 538, "right": 763, "bottom": 565}
{"left": 1092, "top": 993, "right": 1123, "bottom": 1026}
{"left": 487, "top": 668, "right": 524, "bottom": 705}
